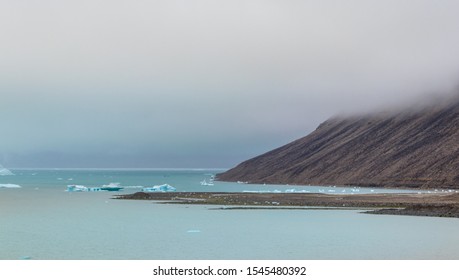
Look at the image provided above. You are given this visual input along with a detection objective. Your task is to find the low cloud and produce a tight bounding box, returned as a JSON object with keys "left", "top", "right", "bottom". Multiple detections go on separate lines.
{"left": 1, "top": 0, "right": 459, "bottom": 167}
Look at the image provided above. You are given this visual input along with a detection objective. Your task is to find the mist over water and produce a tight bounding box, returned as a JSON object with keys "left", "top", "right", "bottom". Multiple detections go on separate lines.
{"left": 1, "top": 0, "right": 459, "bottom": 167}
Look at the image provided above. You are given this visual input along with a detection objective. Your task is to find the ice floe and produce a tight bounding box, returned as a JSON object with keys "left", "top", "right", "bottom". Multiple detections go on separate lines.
{"left": 201, "top": 174, "right": 215, "bottom": 186}
{"left": 142, "top": 184, "right": 176, "bottom": 192}
{"left": 0, "top": 166, "right": 14, "bottom": 176}
{"left": 66, "top": 182, "right": 173, "bottom": 192}
{"left": 66, "top": 183, "right": 126, "bottom": 192}
{"left": 67, "top": 185, "right": 103, "bottom": 192}
{"left": 0, "top": 184, "right": 21, "bottom": 188}
{"left": 200, "top": 179, "right": 214, "bottom": 186}
{"left": 100, "top": 182, "right": 124, "bottom": 191}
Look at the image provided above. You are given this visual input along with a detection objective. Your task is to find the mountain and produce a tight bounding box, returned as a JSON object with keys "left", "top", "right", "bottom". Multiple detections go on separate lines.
{"left": 217, "top": 96, "right": 459, "bottom": 189}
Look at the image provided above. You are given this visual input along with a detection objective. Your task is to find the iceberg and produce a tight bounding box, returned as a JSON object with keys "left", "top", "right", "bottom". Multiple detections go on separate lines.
{"left": 100, "top": 182, "right": 124, "bottom": 192}
{"left": 0, "top": 166, "right": 14, "bottom": 176}
{"left": 66, "top": 185, "right": 102, "bottom": 192}
{"left": 67, "top": 183, "right": 124, "bottom": 192}
{"left": 200, "top": 179, "right": 214, "bottom": 186}
{"left": 0, "top": 184, "right": 21, "bottom": 188}
{"left": 102, "top": 182, "right": 121, "bottom": 187}
{"left": 142, "top": 184, "right": 176, "bottom": 192}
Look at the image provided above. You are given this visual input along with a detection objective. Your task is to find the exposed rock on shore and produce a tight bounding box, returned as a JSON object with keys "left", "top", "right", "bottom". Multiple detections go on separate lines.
{"left": 368, "top": 204, "right": 459, "bottom": 218}
{"left": 115, "top": 192, "right": 459, "bottom": 218}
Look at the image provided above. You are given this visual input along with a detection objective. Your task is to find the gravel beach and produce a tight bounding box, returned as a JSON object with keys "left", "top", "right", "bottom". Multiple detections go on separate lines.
{"left": 115, "top": 191, "right": 459, "bottom": 218}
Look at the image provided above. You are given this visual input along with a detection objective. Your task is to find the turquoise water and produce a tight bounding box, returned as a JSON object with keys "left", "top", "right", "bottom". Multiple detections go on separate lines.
{"left": 1, "top": 169, "right": 459, "bottom": 260}
{"left": 0, "top": 168, "right": 430, "bottom": 194}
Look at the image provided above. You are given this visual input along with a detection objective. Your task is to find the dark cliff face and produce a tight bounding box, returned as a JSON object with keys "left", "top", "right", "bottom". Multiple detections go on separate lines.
{"left": 217, "top": 97, "right": 459, "bottom": 189}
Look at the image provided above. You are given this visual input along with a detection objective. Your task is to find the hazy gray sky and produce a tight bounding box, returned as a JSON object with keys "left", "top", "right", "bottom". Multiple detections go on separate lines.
{"left": 2, "top": 0, "right": 459, "bottom": 168}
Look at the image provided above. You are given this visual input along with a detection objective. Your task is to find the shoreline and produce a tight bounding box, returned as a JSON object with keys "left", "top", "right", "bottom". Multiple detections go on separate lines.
{"left": 114, "top": 191, "right": 459, "bottom": 218}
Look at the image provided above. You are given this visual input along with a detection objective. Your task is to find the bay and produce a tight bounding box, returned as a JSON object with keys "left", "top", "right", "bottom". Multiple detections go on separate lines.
{"left": 1, "top": 169, "right": 458, "bottom": 260}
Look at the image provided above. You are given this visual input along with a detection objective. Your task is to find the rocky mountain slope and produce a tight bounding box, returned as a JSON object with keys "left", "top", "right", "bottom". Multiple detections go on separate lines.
{"left": 217, "top": 97, "right": 459, "bottom": 189}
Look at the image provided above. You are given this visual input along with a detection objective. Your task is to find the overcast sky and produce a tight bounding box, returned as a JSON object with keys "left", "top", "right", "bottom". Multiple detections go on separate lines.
{"left": 2, "top": 0, "right": 459, "bottom": 168}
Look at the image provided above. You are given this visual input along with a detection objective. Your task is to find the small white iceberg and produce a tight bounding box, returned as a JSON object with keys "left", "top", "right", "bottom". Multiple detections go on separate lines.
{"left": 100, "top": 182, "right": 124, "bottom": 191}
{"left": 0, "top": 166, "right": 14, "bottom": 176}
{"left": 0, "top": 184, "right": 21, "bottom": 188}
{"left": 67, "top": 183, "right": 124, "bottom": 192}
{"left": 66, "top": 185, "right": 102, "bottom": 192}
{"left": 142, "top": 184, "right": 176, "bottom": 192}
{"left": 200, "top": 179, "right": 214, "bottom": 186}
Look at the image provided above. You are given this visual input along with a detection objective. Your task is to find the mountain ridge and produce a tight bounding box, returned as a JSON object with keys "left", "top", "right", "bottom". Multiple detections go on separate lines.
{"left": 217, "top": 96, "right": 459, "bottom": 189}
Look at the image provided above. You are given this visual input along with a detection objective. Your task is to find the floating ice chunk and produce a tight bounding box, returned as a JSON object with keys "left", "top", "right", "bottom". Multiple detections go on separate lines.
{"left": 142, "top": 184, "right": 176, "bottom": 192}
{"left": 0, "top": 184, "right": 21, "bottom": 188}
{"left": 67, "top": 184, "right": 124, "bottom": 192}
{"left": 66, "top": 185, "right": 102, "bottom": 192}
{"left": 285, "top": 189, "right": 296, "bottom": 193}
{"left": 0, "top": 166, "right": 14, "bottom": 176}
{"left": 101, "top": 182, "right": 124, "bottom": 191}
{"left": 103, "top": 182, "right": 120, "bottom": 187}
{"left": 187, "top": 229, "right": 201, "bottom": 233}
{"left": 67, "top": 185, "right": 86, "bottom": 192}
{"left": 200, "top": 179, "right": 214, "bottom": 186}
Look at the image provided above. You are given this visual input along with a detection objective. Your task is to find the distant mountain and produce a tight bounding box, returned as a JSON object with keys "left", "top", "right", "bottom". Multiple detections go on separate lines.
{"left": 217, "top": 96, "right": 459, "bottom": 189}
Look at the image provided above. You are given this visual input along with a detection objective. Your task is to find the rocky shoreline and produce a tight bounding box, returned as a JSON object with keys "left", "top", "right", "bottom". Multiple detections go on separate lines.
{"left": 114, "top": 191, "right": 459, "bottom": 218}
{"left": 367, "top": 204, "right": 459, "bottom": 218}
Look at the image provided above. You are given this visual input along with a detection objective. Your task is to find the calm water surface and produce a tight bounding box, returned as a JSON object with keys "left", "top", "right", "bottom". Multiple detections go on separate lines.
{"left": 1, "top": 169, "right": 458, "bottom": 259}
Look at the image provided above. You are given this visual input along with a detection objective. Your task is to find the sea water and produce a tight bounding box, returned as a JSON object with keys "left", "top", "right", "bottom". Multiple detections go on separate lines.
{"left": 1, "top": 169, "right": 459, "bottom": 260}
